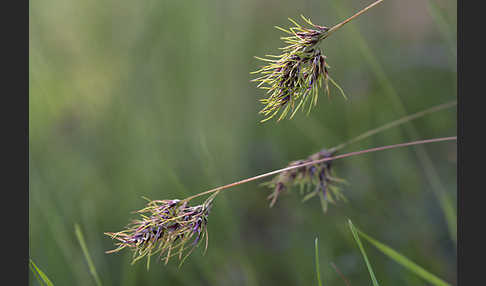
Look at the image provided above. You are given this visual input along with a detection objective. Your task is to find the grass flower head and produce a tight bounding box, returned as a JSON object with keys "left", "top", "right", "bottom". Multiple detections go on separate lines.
{"left": 105, "top": 192, "right": 218, "bottom": 268}
{"left": 264, "top": 148, "right": 347, "bottom": 212}
{"left": 252, "top": 15, "right": 347, "bottom": 122}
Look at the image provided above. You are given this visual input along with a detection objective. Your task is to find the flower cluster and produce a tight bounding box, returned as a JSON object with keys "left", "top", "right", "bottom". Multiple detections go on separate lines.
{"left": 105, "top": 193, "right": 218, "bottom": 268}
{"left": 252, "top": 15, "right": 346, "bottom": 122}
{"left": 263, "top": 148, "right": 347, "bottom": 212}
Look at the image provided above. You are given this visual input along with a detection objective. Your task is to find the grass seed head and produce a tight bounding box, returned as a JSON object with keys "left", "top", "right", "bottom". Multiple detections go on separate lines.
{"left": 105, "top": 193, "right": 218, "bottom": 268}
{"left": 264, "top": 148, "right": 347, "bottom": 213}
{"left": 252, "top": 15, "right": 346, "bottom": 122}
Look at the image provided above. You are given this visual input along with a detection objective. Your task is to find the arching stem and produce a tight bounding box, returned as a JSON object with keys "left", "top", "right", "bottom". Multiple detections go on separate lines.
{"left": 182, "top": 136, "right": 456, "bottom": 202}
{"left": 330, "top": 100, "right": 457, "bottom": 152}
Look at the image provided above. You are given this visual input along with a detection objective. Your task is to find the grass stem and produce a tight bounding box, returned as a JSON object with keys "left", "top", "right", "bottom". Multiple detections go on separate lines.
{"left": 183, "top": 136, "right": 456, "bottom": 202}
{"left": 326, "top": 0, "right": 385, "bottom": 38}
{"left": 331, "top": 101, "right": 457, "bottom": 152}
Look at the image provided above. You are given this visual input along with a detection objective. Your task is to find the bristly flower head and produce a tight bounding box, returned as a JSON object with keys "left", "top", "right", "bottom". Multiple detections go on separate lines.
{"left": 105, "top": 192, "right": 219, "bottom": 268}
{"left": 263, "top": 148, "right": 347, "bottom": 213}
{"left": 252, "top": 15, "right": 347, "bottom": 122}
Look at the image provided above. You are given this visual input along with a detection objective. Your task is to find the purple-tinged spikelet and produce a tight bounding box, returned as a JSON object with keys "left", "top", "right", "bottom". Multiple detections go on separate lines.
{"left": 105, "top": 192, "right": 218, "bottom": 268}
{"left": 252, "top": 15, "right": 347, "bottom": 122}
{"left": 263, "top": 149, "right": 347, "bottom": 213}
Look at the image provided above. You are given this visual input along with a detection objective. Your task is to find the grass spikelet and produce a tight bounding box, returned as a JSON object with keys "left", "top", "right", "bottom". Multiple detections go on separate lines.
{"left": 105, "top": 192, "right": 219, "bottom": 268}
{"left": 252, "top": 0, "right": 387, "bottom": 122}
{"left": 252, "top": 16, "right": 343, "bottom": 122}
{"left": 263, "top": 148, "right": 347, "bottom": 213}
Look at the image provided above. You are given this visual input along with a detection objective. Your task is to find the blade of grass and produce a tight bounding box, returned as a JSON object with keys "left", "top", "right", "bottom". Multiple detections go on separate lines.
{"left": 356, "top": 227, "right": 451, "bottom": 286}
{"left": 30, "top": 262, "right": 44, "bottom": 286}
{"left": 74, "top": 224, "right": 103, "bottom": 286}
{"left": 315, "top": 237, "right": 323, "bottom": 286}
{"left": 29, "top": 259, "right": 54, "bottom": 286}
{"left": 348, "top": 219, "right": 379, "bottom": 286}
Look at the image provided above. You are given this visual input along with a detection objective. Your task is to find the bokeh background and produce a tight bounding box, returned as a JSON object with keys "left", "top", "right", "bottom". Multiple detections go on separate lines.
{"left": 29, "top": 0, "right": 457, "bottom": 285}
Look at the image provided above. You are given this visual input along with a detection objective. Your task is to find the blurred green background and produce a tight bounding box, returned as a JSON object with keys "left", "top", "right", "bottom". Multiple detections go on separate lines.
{"left": 29, "top": 0, "right": 457, "bottom": 285}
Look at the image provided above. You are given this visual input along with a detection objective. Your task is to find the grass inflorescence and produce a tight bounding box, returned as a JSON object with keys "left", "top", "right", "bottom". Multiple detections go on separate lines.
{"left": 263, "top": 148, "right": 347, "bottom": 212}
{"left": 103, "top": 1, "right": 456, "bottom": 275}
{"left": 252, "top": 15, "right": 347, "bottom": 122}
{"left": 104, "top": 192, "right": 218, "bottom": 268}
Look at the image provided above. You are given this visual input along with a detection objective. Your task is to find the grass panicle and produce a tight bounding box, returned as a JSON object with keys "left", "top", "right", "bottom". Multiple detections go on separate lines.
{"left": 263, "top": 148, "right": 347, "bottom": 213}
{"left": 104, "top": 192, "right": 219, "bottom": 268}
{"left": 252, "top": 0, "right": 386, "bottom": 122}
{"left": 252, "top": 15, "right": 347, "bottom": 122}
{"left": 106, "top": 137, "right": 456, "bottom": 268}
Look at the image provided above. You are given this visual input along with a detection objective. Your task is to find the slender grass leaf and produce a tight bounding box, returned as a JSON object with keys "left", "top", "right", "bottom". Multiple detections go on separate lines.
{"left": 356, "top": 228, "right": 451, "bottom": 286}
{"left": 29, "top": 259, "right": 54, "bottom": 286}
{"left": 348, "top": 219, "right": 379, "bottom": 286}
{"left": 74, "top": 224, "right": 103, "bottom": 286}
{"left": 315, "top": 237, "right": 323, "bottom": 286}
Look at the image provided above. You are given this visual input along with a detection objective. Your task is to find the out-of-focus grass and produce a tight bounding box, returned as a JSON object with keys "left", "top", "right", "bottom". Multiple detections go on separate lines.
{"left": 355, "top": 224, "right": 451, "bottom": 286}
{"left": 75, "top": 224, "right": 103, "bottom": 286}
{"left": 315, "top": 238, "right": 323, "bottom": 286}
{"left": 29, "top": 0, "right": 456, "bottom": 285}
{"left": 30, "top": 259, "right": 54, "bottom": 286}
{"left": 348, "top": 220, "right": 380, "bottom": 286}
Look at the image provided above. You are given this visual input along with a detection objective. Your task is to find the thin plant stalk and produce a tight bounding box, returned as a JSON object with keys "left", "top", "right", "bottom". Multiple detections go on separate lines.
{"left": 330, "top": 262, "right": 351, "bottom": 286}
{"left": 326, "top": 0, "right": 385, "bottom": 38}
{"left": 315, "top": 237, "right": 323, "bottom": 286}
{"left": 330, "top": 100, "right": 457, "bottom": 152}
{"left": 183, "top": 136, "right": 456, "bottom": 202}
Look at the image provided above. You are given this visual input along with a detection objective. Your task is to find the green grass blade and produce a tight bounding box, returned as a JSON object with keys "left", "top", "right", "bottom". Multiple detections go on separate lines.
{"left": 348, "top": 219, "right": 379, "bottom": 286}
{"left": 315, "top": 237, "right": 323, "bottom": 286}
{"left": 74, "top": 224, "right": 103, "bottom": 286}
{"left": 30, "top": 262, "right": 44, "bottom": 286}
{"left": 29, "top": 259, "right": 54, "bottom": 286}
{"left": 356, "top": 228, "right": 451, "bottom": 286}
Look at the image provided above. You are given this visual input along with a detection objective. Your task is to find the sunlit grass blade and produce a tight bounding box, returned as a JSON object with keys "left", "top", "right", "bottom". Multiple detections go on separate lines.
{"left": 315, "top": 237, "right": 323, "bottom": 286}
{"left": 30, "top": 259, "right": 54, "bottom": 286}
{"left": 75, "top": 224, "right": 103, "bottom": 286}
{"left": 348, "top": 219, "right": 379, "bottom": 286}
{"left": 356, "top": 228, "right": 451, "bottom": 286}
